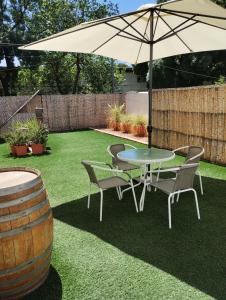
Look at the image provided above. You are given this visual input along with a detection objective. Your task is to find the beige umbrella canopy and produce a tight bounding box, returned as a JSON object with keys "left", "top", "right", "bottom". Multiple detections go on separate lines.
{"left": 20, "top": 0, "right": 226, "bottom": 147}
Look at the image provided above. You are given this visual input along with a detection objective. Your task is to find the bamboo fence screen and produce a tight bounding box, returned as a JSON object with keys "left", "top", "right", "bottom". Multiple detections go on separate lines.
{"left": 42, "top": 94, "right": 124, "bottom": 131}
{"left": 151, "top": 85, "right": 226, "bottom": 164}
{"left": 1, "top": 86, "right": 226, "bottom": 164}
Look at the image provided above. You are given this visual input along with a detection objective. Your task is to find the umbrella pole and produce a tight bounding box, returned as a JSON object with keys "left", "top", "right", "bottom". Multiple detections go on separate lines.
{"left": 148, "top": 10, "right": 154, "bottom": 149}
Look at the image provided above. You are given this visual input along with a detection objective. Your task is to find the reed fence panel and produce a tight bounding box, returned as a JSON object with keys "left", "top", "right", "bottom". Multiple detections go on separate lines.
{"left": 150, "top": 85, "right": 226, "bottom": 164}
{"left": 42, "top": 93, "right": 124, "bottom": 131}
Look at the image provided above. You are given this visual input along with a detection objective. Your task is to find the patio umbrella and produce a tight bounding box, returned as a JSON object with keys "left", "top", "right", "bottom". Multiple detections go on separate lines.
{"left": 20, "top": 0, "right": 226, "bottom": 147}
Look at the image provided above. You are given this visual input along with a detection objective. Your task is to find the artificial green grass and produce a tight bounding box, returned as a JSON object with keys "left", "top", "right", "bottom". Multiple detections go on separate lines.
{"left": 0, "top": 130, "right": 226, "bottom": 300}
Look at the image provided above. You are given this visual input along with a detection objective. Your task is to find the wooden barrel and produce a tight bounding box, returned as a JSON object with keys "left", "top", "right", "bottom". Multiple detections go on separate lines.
{"left": 0, "top": 167, "right": 53, "bottom": 300}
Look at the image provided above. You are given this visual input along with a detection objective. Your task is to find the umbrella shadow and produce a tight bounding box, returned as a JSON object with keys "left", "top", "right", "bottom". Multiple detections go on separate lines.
{"left": 22, "top": 265, "right": 62, "bottom": 300}
{"left": 53, "top": 176, "right": 226, "bottom": 299}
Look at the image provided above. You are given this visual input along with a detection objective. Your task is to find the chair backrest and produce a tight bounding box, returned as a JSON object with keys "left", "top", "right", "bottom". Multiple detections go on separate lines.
{"left": 81, "top": 160, "right": 98, "bottom": 185}
{"left": 109, "top": 144, "right": 126, "bottom": 165}
{"left": 185, "top": 146, "right": 204, "bottom": 164}
{"left": 173, "top": 163, "right": 198, "bottom": 192}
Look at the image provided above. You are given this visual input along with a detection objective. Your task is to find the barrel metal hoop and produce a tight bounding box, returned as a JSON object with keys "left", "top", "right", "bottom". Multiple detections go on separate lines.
{"left": 0, "top": 244, "right": 52, "bottom": 276}
{"left": 0, "top": 198, "right": 49, "bottom": 223}
{"left": 0, "top": 267, "right": 49, "bottom": 297}
{"left": 0, "top": 209, "right": 52, "bottom": 239}
{"left": 0, "top": 255, "right": 51, "bottom": 287}
{"left": 0, "top": 186, "right": 45, "bottom": 209}
{"left": 0, "top": 177, "right": 42, "bottom": 197}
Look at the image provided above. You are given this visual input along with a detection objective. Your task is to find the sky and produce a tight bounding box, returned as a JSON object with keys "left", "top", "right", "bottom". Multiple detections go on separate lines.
{"left": 110, "top": 0, "right": 156, "bottom": 13}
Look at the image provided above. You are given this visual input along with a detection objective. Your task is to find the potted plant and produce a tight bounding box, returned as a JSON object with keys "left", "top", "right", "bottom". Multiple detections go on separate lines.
{"left": 107, "top": 104, "right": 124, "bottom": 131}
{"left": 4, "top": 131, "right": 17, "bottom": 156}
{"left": 27, "top": 118, "right": 48, "bottom": 154}
{"left": 133, "top": 115, "right": 147, "bottom": 137}
{"left": 120, "top": 114, "right": 133, "bottom": 133}
{"left": 5, "top": 121, "right": 29, "bottom": 156}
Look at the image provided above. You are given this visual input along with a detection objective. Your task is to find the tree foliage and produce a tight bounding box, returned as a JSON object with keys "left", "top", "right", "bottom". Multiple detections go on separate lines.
{"left": 0, "top": 0, "right": 124, "bottom": 95}
{"left": 139, "top": 0, "right": 226, "bottom": 88}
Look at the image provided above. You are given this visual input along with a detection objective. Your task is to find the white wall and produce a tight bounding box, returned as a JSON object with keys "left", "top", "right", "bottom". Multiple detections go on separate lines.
{"left": 120, "top": 73, "right": 147, "bottom": 93}
{"left": 125, "top": 92, "right": 148, "bottom": 116}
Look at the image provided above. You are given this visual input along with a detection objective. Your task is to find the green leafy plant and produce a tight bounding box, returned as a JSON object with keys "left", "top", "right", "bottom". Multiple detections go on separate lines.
{"left": 27, "top": 118, "right": 49, "bottom": 145}
{"left": 120, "top": 114, "right": 134, "bottom": 133}
{"left": 215, "top": 75, "right": 226, "bottom": 85}
{"left": 5, "top": 121, "right": 29, "bottom": 146}
{"left": 107, "top": 104, "right": 124, "bottom": 130}
{"left": 133, "top": 115, "right": 148, "bottom": 137}
{"left": 134, "top": 115, "right": 147, "bottom": 126}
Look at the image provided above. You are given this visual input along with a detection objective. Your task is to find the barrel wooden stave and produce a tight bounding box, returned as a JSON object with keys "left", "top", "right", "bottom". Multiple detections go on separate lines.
{"left": 0, "top": 167, "right": 53, "bottom": 300}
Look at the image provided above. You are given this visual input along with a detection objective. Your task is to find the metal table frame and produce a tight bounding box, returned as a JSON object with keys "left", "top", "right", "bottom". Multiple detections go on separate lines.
{"left": 117, "top": 148, "right": 175, "bottom": 211}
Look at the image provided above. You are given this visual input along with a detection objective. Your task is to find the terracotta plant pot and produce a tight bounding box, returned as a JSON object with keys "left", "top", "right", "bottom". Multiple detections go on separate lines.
{"left": 121, "top": 123, "right": 131, "bottom": 133}
{"left": 134, "top": 125, "right": 147, "bottom": 137}
{"left": 111, "top": 121, "right": 121, "bottom": 131}
{"left": 10, "top": 145, "right": 16, "bottom": 156}
{"left": 15, "top": 145, "right": 28, "bottom": 157}
{"left": 31, "top": 144, "right": 45, "bottom": 155}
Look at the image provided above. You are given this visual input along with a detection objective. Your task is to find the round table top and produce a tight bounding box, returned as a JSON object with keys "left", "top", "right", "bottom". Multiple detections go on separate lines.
{"left": 0, "top": 171, "right": 37, "bottom": 189}
{"left": 117, "top": 148, "right": 175, "bottom": 164}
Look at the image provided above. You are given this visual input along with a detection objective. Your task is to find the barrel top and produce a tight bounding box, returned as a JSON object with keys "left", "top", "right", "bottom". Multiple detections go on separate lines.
{"left": 0, "top": 171, "right": 38, "bottom": 189}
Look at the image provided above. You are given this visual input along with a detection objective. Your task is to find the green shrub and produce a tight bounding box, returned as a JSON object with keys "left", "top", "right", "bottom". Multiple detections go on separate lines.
{"left": 107, "top": 104, "right": 124, "bottom": 125}
{"left": 27, "top": 118, "right": 49, "bottom": 145}
{"left": 5, "top": 121, "right": 29, "bottom": 146}
{"left": 121, "top": 114, "right": 134, "bottom": 125}
{"left": 134, "top": 115, "right": 147, "bottom": 126}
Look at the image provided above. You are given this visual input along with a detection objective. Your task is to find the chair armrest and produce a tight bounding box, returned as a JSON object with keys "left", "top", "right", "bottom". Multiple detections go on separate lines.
{"left": 107, "top": 146, "right": 115, "bottom": 158}
{"left": 150, "top": 167, "right": 180, "bottom": 174}
{"left": 186, "top": 149, "right": 204, "bottom": 162}
{"left": 87, "top": 160, "right": 112, "bottom": 168}
{"left": 173, "top": 145, "right": 189, "bottom": 153}
{"left": 91, "top": 165, "right": 132, "bottom": 180}
{"left": 125, "top": 144, "right": 137, "bottom": 149}
{"left": 91, "top": 164, "right": 123, "bottom": 173}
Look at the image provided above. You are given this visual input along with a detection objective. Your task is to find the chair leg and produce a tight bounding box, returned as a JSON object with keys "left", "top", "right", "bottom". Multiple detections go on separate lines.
{"left": 197, "top": 171, "right": 203, "bottom": 195}
{"left": 119, "top": 186, "right": 123, "bottom": 199}
{"left": 87, "top": 183, "right": 91, "bottom": 208}
{"left": 155, "top": 162, "right": 161, "bottom": 192}
{"left": 130, "top": 180, "right": 138, "bottom": 213}
{"left": 176, "top": 192, "right": 180, "bottom": 203}
{"left": 171, "top": 195, "right": 175, "bottom": 204}
{"left": 140, "top": 181, "right": 147, "bottom": 212}
{"left": 116, "top": 187, "right": 121, "bottom": 200}
{"left": 100, "top": 189, "right": 103, "bottom": 222}
{"left": 192, "top": 189, "right": 200, "bottom": 220}
{"left": 168, "top": 195, "right": 172, "bottom": 229}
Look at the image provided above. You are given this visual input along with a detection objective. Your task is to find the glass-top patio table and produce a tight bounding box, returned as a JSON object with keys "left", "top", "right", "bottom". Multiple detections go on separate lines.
{"left": 117, "top": 148, "right": 175, "bottom": 211}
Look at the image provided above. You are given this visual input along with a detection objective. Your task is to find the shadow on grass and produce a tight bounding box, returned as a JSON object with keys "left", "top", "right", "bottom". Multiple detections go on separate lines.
{"left": 3, "top": 151, "right": 51, "bottom": 159}
{"left": 22, "top": 266, "right": 62, "bottom": 300}
{"left": 53, "top": 176, "right": 226, "bottom": 300}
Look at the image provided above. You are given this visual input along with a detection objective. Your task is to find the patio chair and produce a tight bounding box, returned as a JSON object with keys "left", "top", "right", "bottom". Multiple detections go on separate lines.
{"left": 140, "top": 163, "right": 201, "bottom": 229}
{"left": 107, "top": 143, "right": 140, "bottom": 171}
{"left": 107, "top": 143, "right": 142, "bottom": 197}
{"left": 156, "top": 146, "right": 204, "bottom": 195}
{"left": 81, "top": 160, "right": 138, "bottom": 221}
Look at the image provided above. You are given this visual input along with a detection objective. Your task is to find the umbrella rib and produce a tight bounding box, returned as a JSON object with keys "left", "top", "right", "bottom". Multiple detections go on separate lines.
{"left": 118, "top": 16, "right": 149, "bottom": 42}
{"left": 155, "top": 15, "right": 196, "bottom": 43}
{"left": 91, "top": 11, "right": 149, "bottom": 54}
{"left": 135, "top": 13, "right": 151, "bottom": 64}
{"left": 117, "top": 33, "right": 148, "bottom": 43}
{"left": 153, "top": 11, "right": 160, "bottom": 39}
{"left": 105, "top": 23, "right": 148, "bottom": 43}
{"left": 155, "top": 10, "right": 193, "bottom": 52}
{"left": 159, "top": 10, "right": 226, "bottom": 31}
{"left": 158, "top": 8, "right": 226, "bottom": 21}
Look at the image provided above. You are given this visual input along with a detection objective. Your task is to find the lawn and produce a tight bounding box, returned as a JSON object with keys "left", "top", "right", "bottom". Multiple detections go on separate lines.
{"left": 0, "top": 130, "right": 226, "bottom": 300}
